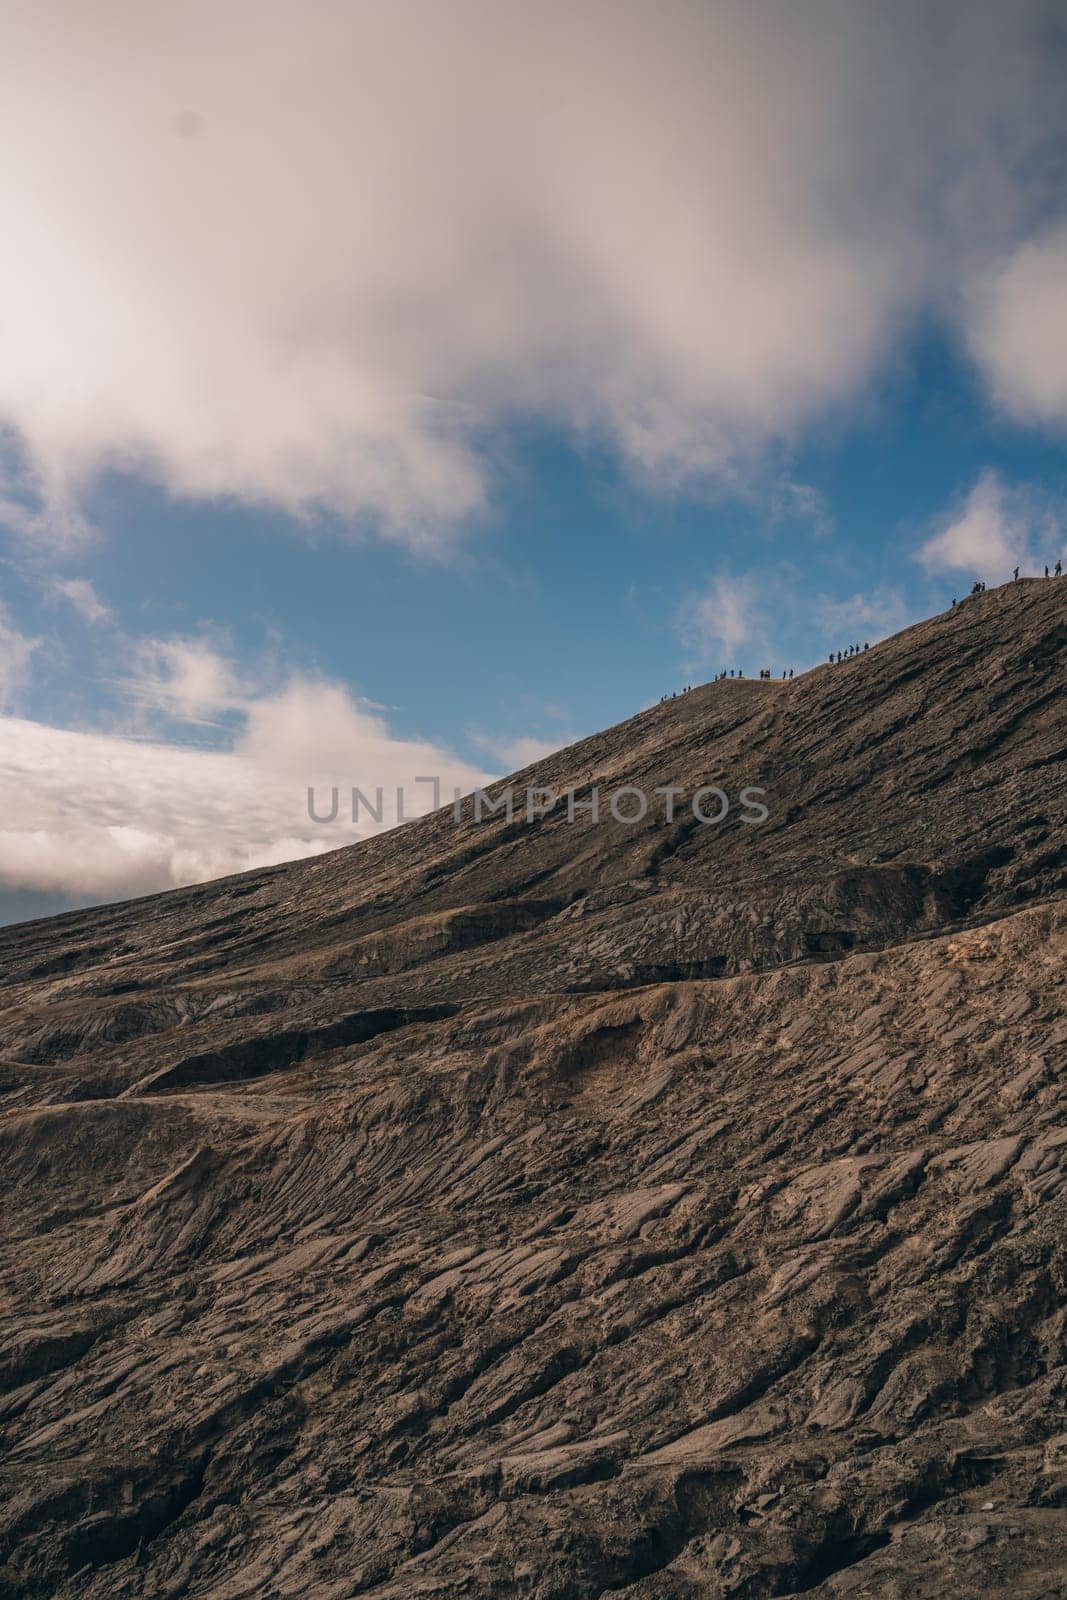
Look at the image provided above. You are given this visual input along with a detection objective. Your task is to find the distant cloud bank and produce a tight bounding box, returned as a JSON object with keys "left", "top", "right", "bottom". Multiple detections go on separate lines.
{"left": 0, "top": 653, "right": 493, "bottom": 921}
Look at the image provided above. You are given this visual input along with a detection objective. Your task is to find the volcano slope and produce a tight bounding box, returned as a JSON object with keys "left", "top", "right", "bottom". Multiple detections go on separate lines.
{"left": 1, "top": 580, "right": 1065, "bottom": 1600}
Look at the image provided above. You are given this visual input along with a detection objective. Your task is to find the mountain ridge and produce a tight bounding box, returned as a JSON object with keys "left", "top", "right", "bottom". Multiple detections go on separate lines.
{"left": 0, "top": 578, "right": 1065, "bottom": 1598}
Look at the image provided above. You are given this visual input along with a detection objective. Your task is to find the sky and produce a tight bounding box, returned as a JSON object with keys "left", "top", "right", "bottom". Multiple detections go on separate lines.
{"left": 1, "top": 0, "right": 1067, "bottom": 924}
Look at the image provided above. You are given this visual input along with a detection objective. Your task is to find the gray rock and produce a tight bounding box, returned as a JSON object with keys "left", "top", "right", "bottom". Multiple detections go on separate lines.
{"left": 0, "top": 579, "right": 1065, "bottom": 1597}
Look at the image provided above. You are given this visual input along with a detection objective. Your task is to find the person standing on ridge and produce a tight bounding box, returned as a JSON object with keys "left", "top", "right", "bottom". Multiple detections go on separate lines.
{"left": 1057, "top": 560, "right": 1063, "bottom": 576}
{"left": 1014, "top": 566, "right": 1020, "bottom": 581}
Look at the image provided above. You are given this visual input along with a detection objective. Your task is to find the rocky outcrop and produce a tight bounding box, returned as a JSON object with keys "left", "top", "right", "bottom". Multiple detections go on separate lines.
{"left": 0, "top": 580, "right": 1064, "bottom": 1597}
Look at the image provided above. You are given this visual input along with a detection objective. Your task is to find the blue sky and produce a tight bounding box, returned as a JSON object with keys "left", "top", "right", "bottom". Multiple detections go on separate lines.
{"left": 1, "top": 2, "right": 1066, "bottom": 921}
{"left": 6, "top": 332, "right": 1064, "bottom": 751}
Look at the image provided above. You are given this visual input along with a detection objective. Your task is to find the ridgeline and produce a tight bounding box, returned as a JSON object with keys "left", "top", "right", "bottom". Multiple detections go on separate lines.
{"left": 1, "top": 578, "right": 1065, "bottom": 1598}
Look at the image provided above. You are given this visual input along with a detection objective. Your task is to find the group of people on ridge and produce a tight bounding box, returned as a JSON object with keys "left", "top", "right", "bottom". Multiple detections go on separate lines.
{"left": 710, "top": 666, "right": 797, "bottom": 681}
{"left": 661, "top": 561, "right": 1063, "bottom": 707}
{"left": 952, "top": 563, "right": 1062, "bottom": 608}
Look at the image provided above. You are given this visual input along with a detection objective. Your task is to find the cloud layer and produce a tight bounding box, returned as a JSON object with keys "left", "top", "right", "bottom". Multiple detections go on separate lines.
{"left": 1, "top": 1, "right": 1065, "bottom": 545}
{"left": 0, "top": 603, "right": 35, "bottom": 709}
{"left": 918, "top": 470, "right": 1065, "bottom": 577}
{"left": 679, "top": 572, "right": 911, "bottom": 672}
{"left": 967, "top": 226, "right": 1067, "bottom": 426}
{"left": 0, "top": 661, "right": 492, "bottom": 919}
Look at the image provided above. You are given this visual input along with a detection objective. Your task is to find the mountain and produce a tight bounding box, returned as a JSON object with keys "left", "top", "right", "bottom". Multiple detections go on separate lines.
{"left": 1, "top": 579, "right": 1065, "bottom": 1599}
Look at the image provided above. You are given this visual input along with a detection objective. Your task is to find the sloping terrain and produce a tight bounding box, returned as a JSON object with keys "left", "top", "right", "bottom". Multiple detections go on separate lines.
{"left": 0, "top": 579, "right": 1064, "bottom": 1598}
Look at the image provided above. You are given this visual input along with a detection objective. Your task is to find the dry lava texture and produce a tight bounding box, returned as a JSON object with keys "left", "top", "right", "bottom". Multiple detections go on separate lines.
{"left": 1, "top": 580, "right": 1065, "bottom": 1599}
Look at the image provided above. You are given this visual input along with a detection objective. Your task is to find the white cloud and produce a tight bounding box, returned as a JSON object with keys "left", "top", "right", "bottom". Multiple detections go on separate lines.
{"left": 770, "top": 482, "right": 835, "bottom": 539}
{"left": 681, "top": 575, "right": 763, "bottom": 663}
{"left": 966, "top": 225, "right": 1067, "bottom": 426}
{"left": 917, "top": 470, "right": 1062, "bottom": 576}
{"left": 0, "top": 679, "right": 493, "bottom": 914}
{"left": 121, "top": 637, "right": 246, "bottom": 725}
{"left": 238, "top": 678, "right": 494, "bottom": 800}
{"left": 0, "top": 720, "right": 331, "bottom": 905}
{"left": 815, "top": 587, "right": 910, "bottom": 642}
{"left": 47, "top": 575, "right": 110, "bottom": 624}
{"left": 1, "top": 2, "right": 1064, "bottom": 546}
{"left": 0, "top": 603, "right": 35, "bottom": 709}
{"left": 681, "top": 572, "right": 920, "bottom": 672}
